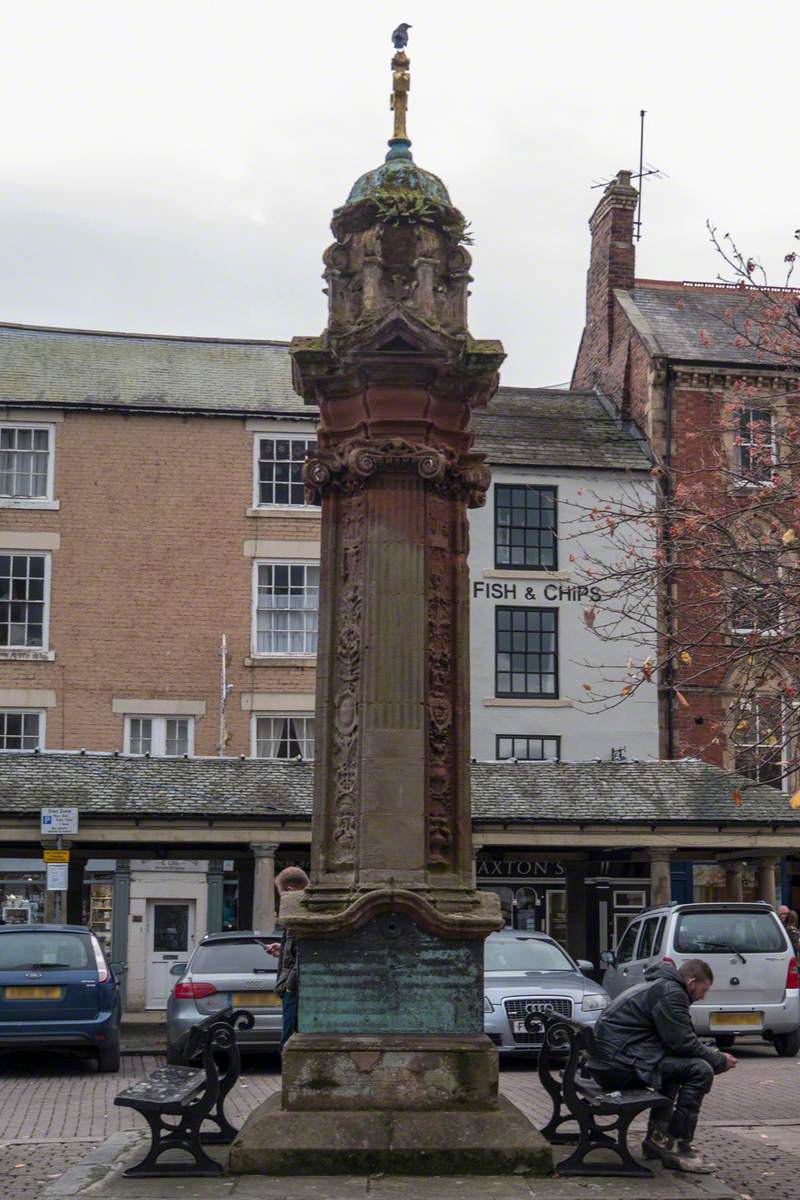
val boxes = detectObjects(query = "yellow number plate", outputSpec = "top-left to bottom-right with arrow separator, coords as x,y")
5,986 -> 63,1000
232,991 -> 280,1007
709,1011 -> 762,1028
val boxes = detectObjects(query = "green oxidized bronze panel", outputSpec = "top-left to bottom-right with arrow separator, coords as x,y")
298,912 -> 483,1036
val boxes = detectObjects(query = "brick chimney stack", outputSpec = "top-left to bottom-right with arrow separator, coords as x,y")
574,170 -> 638,391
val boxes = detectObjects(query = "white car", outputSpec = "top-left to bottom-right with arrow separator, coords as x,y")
601,901 -> 800,1056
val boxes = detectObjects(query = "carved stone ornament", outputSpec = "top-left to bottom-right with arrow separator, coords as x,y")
328,488 -> 365,869
427,492 -> 456,867
304,437 -> 490,508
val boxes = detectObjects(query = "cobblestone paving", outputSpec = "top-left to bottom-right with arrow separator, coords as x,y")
0,1139 -> 100,1200
0,1041 -> 798,1198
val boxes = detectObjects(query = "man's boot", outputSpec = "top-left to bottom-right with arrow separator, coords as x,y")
661,1109 -> 714,1173
641,1118 -> 671,1161
659,1140 -> 715,1173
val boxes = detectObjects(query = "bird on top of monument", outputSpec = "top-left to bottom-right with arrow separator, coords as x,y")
392,23 -> 411,49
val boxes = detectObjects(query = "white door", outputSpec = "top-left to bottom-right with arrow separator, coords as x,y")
145,900 -> 195,1009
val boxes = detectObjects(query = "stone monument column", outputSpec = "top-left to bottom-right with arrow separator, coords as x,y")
231,29 -> 549,1176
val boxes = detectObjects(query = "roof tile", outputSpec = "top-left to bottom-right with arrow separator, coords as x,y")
0,753 -> 793,826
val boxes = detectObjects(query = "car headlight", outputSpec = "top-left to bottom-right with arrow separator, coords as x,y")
582,993 -> 609,1011
483,995 -> 494,1013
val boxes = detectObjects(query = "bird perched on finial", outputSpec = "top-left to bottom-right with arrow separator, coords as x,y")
392,23 -> 411,49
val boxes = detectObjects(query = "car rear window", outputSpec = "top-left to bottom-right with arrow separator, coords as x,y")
675,911 -> 786,954
485,938 -> 575,972
190,938 -> 280,974
0,931 -> 92,971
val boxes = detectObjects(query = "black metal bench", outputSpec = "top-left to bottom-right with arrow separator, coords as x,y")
533,1008 -> 667,1178
114,1007 -> 254,1178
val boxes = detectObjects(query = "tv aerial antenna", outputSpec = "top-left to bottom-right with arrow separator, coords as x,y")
590,110 -> 666,242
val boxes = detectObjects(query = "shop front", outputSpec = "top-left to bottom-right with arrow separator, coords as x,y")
475,851 -> 653,968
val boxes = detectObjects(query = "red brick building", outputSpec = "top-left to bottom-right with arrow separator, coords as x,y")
573,170 -> 794,788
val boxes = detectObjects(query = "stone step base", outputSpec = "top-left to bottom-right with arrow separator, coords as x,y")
229,1093 -> 551,1176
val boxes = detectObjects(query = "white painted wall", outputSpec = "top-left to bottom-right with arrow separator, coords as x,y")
126,867 -> 207,1011
467,466 -> 658,763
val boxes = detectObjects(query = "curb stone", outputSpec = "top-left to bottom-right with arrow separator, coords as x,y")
42,1131 -> 145,1198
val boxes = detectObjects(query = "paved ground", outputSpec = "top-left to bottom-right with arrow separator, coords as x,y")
0,1039 -> 798,1199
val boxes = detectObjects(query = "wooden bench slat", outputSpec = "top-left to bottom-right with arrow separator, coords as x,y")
115,1067 -> 205,1108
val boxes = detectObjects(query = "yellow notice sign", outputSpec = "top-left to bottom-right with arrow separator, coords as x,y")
43,849 -> 70,864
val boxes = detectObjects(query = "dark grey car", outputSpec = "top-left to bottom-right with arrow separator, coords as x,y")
165,930 -> 281,1061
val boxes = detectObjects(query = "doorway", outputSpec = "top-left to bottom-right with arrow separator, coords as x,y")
145,899 -> 195,1009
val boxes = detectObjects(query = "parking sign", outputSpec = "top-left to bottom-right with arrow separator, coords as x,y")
40,808 -> 79,836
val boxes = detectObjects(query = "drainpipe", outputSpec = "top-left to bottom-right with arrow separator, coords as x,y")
662,366 -> 676,759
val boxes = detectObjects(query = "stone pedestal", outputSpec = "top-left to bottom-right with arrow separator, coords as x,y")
281,1034 -> 497,1111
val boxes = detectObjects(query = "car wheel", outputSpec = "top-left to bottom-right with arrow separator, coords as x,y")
165,1043 -> 182,1066
96,1037 -> 121,1073
714,1035 -> 735,1049
774,1030 -> 800,1057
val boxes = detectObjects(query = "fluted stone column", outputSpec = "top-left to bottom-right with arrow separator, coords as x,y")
649,848 -> 674,908
251,844 -> 279,932
758,857 -> 779,908
725,862 -> 744,902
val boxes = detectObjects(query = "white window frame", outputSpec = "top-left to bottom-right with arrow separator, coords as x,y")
0,423 -> 56,506
0,708 -> 45,751
124,714 -> 195,757
732,697 -> 788,792
250,712 -> 315,760
0,551 -> 51,653
736,408 -> 777,486
251,560 -> 320,658
252,434 -> 318,510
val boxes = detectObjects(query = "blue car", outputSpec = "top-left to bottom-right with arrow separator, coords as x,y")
0,924 -> 121,1072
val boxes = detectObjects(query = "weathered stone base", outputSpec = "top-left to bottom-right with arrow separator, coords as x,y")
282,1033 -> 498,1111
229,1093 -> 552,1176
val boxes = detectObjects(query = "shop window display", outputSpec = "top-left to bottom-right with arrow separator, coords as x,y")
0,872 -> 45,924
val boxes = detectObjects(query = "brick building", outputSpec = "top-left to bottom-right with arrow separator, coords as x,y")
572,170 -> 796,788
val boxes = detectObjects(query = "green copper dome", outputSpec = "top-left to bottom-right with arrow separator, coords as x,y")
345,139 -> 451,208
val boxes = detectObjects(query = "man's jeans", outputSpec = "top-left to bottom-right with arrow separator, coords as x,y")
280,990 -> 297,1051
595,1056 -> 716,1143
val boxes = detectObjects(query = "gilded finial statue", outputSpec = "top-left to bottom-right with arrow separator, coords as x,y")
390,25 -> 411,142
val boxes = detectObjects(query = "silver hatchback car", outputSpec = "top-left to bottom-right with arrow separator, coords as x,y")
483,930 -> 610,1054
165,931 -> 282,1062
601,902 -> 800,1056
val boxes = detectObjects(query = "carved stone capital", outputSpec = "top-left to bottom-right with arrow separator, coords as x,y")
304,437 -> 490,508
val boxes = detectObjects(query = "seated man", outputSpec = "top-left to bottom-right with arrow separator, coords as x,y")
593,959 -> 735,1173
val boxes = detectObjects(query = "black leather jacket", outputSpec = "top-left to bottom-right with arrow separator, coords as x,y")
274,931 -> 297,997
593,962 -> 726,1087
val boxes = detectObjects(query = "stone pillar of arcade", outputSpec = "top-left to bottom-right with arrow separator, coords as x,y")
231,29 -> 550,1177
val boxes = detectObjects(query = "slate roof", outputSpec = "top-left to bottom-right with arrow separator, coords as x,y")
0,324 -> 304,417
0,323 -> 649,472
618,283 -> 791,366
474,388 -> 650,471
0,752 -> 795,826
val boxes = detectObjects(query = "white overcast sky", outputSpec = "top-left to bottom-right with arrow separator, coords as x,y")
1,1 -> 797,387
